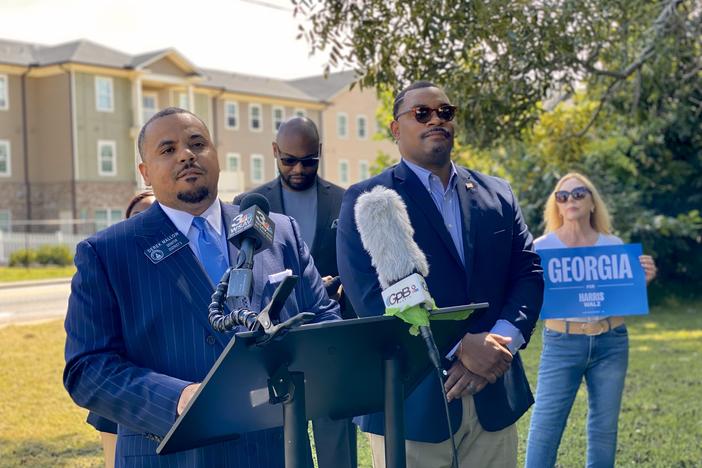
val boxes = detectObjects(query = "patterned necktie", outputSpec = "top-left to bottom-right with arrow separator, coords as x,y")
191,216 -> 229,285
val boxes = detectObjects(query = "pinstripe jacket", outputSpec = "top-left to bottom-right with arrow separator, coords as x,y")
64,201 -> 339,467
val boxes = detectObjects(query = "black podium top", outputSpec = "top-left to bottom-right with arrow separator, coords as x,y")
158,308 -> 483,455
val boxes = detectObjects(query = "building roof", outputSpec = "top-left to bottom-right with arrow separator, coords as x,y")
0,37 -> 344,103
288,70 -> 358,101
0,38 -> 133,68
202,68 -> 318,102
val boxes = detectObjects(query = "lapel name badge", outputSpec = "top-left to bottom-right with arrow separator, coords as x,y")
144,231 -> 190,264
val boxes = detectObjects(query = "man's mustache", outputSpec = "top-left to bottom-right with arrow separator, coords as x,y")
176,162 -> 206,178
422,127 -> 452,139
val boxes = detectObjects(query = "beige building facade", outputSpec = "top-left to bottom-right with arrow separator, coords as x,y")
0,38 -> 399,235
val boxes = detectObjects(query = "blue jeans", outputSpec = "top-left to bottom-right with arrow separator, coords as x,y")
525,324 -> 629,468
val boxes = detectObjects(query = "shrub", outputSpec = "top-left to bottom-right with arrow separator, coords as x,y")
9,249 -> 37,267
35,245 -> 73,266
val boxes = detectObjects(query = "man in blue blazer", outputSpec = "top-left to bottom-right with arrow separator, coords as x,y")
337,82 -> 544,467
64,107 -> 339,467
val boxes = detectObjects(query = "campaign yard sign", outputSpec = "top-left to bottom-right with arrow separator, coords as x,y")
538,243 -> 649,319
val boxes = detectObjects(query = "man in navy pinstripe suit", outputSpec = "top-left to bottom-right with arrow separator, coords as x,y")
64,107 -> 340,467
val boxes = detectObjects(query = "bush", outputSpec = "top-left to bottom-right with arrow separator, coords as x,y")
9,249 -> 37,267
35,245 -> 73,266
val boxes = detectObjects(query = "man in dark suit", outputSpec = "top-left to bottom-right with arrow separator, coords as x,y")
234,116 -> 357,468
337,82 -> 544,467
63,108 -> 340,468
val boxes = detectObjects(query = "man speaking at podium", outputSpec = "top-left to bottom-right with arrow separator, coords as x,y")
337,82 -> 544,467
63,107 -> 339,467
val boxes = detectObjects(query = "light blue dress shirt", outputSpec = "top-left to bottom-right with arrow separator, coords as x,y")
403,159 -> 525,354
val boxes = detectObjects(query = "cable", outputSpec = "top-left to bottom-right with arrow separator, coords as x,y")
436,367 -> 460,468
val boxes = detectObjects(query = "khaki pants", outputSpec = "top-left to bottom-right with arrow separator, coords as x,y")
368,396 -> 517,468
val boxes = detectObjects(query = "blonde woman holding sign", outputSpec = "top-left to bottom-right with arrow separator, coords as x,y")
525,172 -> 657,468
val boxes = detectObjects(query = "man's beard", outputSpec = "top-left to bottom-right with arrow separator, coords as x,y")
282,172 -> 316,191
177,186 -> 210,204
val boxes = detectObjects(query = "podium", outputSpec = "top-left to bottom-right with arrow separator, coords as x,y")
157,305 -> 486,467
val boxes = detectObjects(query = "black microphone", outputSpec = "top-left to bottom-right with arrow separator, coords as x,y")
226,193 -> 275,300
209,194 -> 277,333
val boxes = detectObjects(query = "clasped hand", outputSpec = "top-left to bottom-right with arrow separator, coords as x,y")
457,332 -> 513,384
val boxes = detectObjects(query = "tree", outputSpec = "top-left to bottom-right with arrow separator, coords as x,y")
293,0 -> 701,147
294,0 -> 702,282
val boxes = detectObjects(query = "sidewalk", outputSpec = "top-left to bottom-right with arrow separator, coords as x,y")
0,277 -> 72,290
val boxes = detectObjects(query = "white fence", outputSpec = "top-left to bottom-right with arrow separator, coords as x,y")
0,231 -> 87,264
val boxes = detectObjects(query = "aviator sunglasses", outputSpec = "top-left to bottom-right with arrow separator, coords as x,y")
395,105 -> 457,123
276,152 -> 320,168
554,186 -> 591,203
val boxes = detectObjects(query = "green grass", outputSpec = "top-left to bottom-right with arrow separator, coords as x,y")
0,297 -> 700,467
0,266 -> 76,283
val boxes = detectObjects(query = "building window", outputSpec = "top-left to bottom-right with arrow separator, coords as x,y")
0,74 -> 8,110
359,160 -> 369,181
249,104 -> 262,131
294,108 -> 306,117
142,92 -> 158,123
95,76 -> 114,112
178,92 -> 189,110
357,115 -> 368,139
339,160 -> 349,184
226,153 -> 241,172
94,209 -> 122,231
0,210 -> 10,233
337,113 -> 348,138
97,140 -> 116,176
272,106 -> 285,132
251,154 -> 264,183
0,140 -> 10,176
225,101 -> 239,130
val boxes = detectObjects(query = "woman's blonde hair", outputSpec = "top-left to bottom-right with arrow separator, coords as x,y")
543,172 -> 612,234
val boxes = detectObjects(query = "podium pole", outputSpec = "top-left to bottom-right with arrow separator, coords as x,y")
271,370 -> 309,468
384,351 -> 406,468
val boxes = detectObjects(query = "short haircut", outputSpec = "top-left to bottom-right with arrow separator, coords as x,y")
276,116 -> 320,145
126,190 -> 155,218
137,107 -> 206,160
392,81 -> 441,119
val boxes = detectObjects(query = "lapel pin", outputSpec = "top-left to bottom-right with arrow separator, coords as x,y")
465,182 -> 475,191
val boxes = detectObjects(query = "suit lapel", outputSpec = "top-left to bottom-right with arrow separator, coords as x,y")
394,163 -> 464,270
311,178 -> 334,257
266,179 -> 285,214
221,202 -> 240,268
456,168 -> 478,282
134,202 -> 227,347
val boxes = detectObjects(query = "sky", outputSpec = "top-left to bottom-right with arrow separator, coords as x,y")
0,0 -> 337,79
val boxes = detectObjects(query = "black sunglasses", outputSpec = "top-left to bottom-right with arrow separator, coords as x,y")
277,152 -> 320,168
554,186 -> 591,203
395,105 -> 457,124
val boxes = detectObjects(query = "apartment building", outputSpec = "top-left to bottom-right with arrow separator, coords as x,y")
0,38 -> 399,233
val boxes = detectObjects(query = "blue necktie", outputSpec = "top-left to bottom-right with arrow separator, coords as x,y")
191,217 -> 229,285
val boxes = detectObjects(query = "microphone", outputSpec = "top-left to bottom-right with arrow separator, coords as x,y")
227,193 -> 275,300
353,186 -> 442,371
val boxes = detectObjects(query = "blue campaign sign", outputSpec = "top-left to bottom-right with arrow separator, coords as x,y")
538,243 -> 649,319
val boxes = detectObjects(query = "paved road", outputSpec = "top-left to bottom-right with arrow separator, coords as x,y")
0,280 -> 71,326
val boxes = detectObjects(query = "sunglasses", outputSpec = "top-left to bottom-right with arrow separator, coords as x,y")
395,105 -> 457,124
277,153 -> 320,168
554,186 -> 591,203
